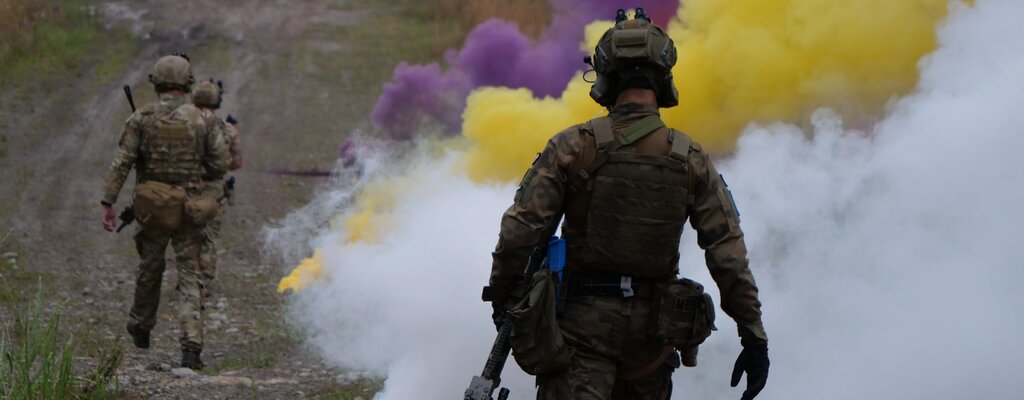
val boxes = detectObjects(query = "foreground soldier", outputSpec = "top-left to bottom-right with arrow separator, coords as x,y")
486,11 -> 769,400
100,54 -> 230,370
192,80 -> 243,283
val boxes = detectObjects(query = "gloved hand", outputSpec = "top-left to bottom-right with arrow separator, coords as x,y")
483,283 -> 519,331
491,302 -> 506,330
730,342 -> 769,400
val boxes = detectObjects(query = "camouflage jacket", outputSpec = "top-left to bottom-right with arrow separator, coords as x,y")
199,109 -> 243,171
224,120 -> 242,170
101,93 -> 230,205
490,103 -> 768,343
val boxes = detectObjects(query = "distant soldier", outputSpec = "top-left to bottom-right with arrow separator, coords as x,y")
484,11 -> 770,400
101,54 -> 230,370
192,80 -> 243,283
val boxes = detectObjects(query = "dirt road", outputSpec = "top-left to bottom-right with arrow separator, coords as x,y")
0,0 -> 457,397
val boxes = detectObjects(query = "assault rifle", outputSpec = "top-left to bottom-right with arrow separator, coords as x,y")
116,206 -> 135,233
464,212 -> 564,400
114,85 -> 137,234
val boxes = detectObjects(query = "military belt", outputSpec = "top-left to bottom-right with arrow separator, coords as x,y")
567,275 -> 658,299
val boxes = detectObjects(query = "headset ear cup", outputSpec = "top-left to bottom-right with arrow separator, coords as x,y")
590,75 -> 616,107
657,75 -> 680,108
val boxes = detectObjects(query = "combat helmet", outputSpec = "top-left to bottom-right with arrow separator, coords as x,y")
148,54 -> 194,92
192,80 -> 223,109
585,8 -> 678,108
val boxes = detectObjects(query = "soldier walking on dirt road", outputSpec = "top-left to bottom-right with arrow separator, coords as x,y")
192,79 -> 244,285
484,10 -> 770,400
100,54 -> 230,370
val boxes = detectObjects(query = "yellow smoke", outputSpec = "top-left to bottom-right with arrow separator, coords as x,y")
464,0 -> 953,182
277,178 -> 404,292
277,250 -> 324,292
280,0 -> 956,292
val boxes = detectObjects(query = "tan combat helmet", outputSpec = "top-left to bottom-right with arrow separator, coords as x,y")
148,54 -> 194,92
192,80 -> 222,109
585,8 -> 679,108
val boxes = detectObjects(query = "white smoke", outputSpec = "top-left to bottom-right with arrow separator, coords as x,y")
269,0 -> 1024,398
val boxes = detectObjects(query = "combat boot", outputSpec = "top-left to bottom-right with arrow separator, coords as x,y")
181,350 -> 204,370
126,323 -> 150,349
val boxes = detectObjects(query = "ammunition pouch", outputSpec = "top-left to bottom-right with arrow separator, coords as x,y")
185,194 -> 219,227
133,181 -> 187,231
508,270 -> 572,376
650,278 -> 717,367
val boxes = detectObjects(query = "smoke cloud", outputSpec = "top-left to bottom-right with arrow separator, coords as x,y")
267,0 -> 1024,398
370,0 -> 679,139
462,0 -> 952,183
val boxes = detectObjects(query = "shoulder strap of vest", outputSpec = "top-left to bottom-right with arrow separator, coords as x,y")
668,129 -> 691,162
570,117 -> 616,194
669,129 -> 698,206
590,116 -> 615,149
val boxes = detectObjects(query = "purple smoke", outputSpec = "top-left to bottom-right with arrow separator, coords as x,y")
371,0 -> 680,139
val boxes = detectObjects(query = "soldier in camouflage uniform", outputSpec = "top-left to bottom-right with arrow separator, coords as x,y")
486,12 -> 770,400
192,80 -> 243,283
100,54 -> 230,370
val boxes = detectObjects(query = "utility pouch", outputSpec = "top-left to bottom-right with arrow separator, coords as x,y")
133,181 -> 187,231
508,269 -> 572,376
185,194 -> 219,227
651,278 -> 717,367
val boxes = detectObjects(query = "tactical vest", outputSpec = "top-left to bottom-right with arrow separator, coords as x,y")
138,104 -> 205,185
562,116 -> 695,279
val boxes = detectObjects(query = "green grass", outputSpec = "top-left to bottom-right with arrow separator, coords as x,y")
92,29 -> 137,84
0,1 -> 107,85
0,285 -> 121,399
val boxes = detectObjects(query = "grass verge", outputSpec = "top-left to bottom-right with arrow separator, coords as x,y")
0,283 -> 122,399
1,0 -> 106,85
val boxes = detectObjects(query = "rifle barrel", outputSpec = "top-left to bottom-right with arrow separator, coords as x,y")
123,85 -> 136,113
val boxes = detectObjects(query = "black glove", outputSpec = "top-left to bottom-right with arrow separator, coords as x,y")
491,302 -> 506,330
483,283 -> 519,330
730,343 -> 769,400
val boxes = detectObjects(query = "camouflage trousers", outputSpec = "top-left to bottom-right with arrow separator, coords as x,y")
536,296 -> 679,400
198,181 -> 226,281
129,226 -> 206,353
199,210 -> 223,281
